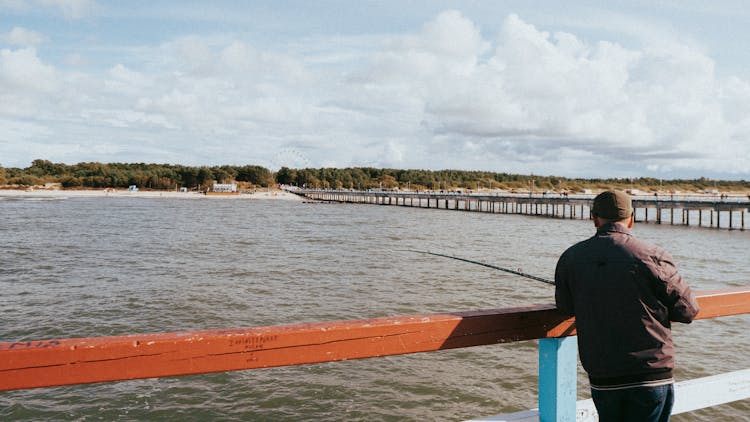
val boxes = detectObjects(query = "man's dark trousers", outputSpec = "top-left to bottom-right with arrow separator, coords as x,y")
590,384 -> 674,422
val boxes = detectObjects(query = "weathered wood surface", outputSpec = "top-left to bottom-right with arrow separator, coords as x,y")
1,287 -> 749,391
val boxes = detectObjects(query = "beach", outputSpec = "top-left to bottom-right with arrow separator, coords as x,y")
0,188 -> 304,201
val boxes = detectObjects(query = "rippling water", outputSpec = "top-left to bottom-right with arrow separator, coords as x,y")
1,196 -> 749,420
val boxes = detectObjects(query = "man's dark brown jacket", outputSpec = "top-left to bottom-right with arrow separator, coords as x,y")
555,222 -> 699,387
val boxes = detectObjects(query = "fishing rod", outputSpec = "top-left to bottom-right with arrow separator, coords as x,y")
405,249 -> 555,286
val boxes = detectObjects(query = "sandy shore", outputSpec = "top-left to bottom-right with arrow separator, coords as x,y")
0,188 -> 305,201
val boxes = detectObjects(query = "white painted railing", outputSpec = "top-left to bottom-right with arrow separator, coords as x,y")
468,341 -> 750,422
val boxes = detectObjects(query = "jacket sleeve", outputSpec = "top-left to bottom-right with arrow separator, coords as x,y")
652,250 -> 700,323
555,253 -> 575,316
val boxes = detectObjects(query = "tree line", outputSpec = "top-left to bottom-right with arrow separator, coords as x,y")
1,159 -> 748,193
0,160 -> 274,190
277,167 -> 749,192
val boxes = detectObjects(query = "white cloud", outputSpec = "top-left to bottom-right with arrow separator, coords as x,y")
1,9 -> 749,178
104,63 -> 151,96
1,27 -> 47,46
164,36 -> 216,76
0,118 -> 53,145
396,10 -> 488,67
381,141 -> 404,167
0,48 -> 60,118
43,0 -> 96,19
0,47 -> 58,95
0,0 -> 96,19
366,10 -> 487,89
354,12 -> 750,176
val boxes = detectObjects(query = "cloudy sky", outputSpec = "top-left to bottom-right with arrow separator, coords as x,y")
1,1 -> 749,179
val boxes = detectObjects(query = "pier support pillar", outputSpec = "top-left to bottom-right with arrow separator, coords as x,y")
539,337 -> 577,422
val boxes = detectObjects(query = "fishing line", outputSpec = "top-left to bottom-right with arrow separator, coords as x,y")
404,249 -> 555,286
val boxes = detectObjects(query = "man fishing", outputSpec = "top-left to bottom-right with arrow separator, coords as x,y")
554,190 -> 699,421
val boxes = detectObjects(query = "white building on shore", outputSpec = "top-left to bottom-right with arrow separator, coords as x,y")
211,183 -> 237,193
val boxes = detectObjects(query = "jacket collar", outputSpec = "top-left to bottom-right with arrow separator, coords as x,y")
596,221 -> 633,236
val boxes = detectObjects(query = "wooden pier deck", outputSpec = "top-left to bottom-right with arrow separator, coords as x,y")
296,190 -> 750,230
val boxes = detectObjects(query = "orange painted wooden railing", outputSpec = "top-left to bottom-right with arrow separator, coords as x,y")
1,287 -> 749,392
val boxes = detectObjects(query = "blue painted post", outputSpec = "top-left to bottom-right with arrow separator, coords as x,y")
539,337 -> 578,421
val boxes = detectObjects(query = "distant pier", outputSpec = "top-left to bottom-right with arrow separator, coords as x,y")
296,190 -> 750,231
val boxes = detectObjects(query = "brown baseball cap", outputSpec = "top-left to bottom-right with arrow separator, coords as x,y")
592,190 -> 633,220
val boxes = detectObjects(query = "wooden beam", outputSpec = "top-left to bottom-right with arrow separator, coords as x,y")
0,305 -> 573,391
692,286 -> 750,320
1,287 -> 748,391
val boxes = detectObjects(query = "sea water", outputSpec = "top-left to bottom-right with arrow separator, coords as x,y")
1,197 -> 748,420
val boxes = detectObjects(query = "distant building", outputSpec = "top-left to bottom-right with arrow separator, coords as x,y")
211,183 -> 237,193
